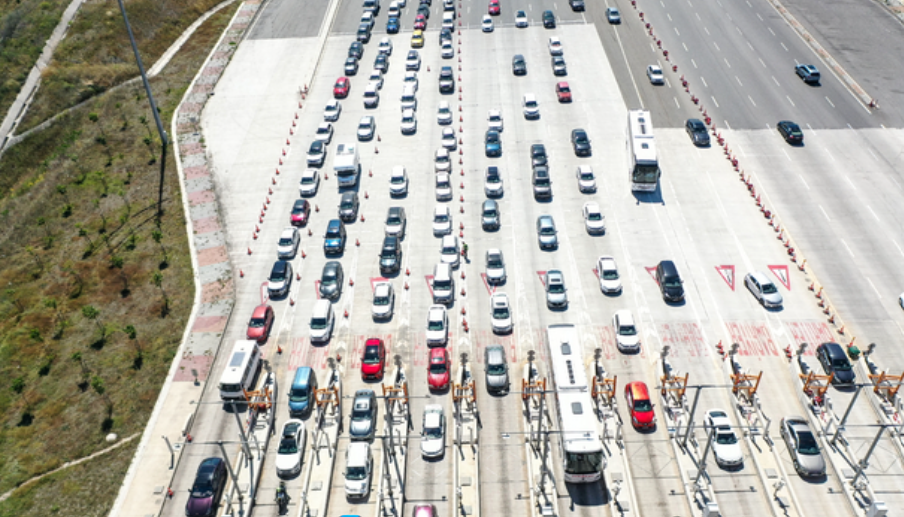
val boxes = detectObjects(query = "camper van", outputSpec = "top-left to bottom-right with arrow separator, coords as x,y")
219,340 -> 263,400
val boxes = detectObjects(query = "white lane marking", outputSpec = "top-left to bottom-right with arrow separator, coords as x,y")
674,97 -> 680,108
759,57 -> 767,67
818,204 -> 831,222
781,148 -> 790,161
683,42 -> 689,52
724,119 -> 731,129
747,94 -> 756,106
780,41 -> 788,51
668,13 -> 673,21
893,240 -> 904,258
768,27 -> 776,36
724,57 -> 731,68
865,277 -> 882,301
610,10 -> 646,109
714,41 -> 721,52
786,95 -> 795,107
772,76 -> 780,86
841,239 -> 855,258
665,77 -> 672,88
798,174 -> 810,190
746,0 -> 752,6
757,13 -> 763,21
845,175 -> 856,190
711,95 -> 720,108
867,205 -> 880,222
747,41 -> 754,50
868,148 -> 877,160
692,58 -> 698,68
696,12 -> 701,20
675,27 -> 680,36
727,12 -> 732,20
825,97 -> 835,108
736,26 -> 743,35
701,76 -> 708,87
704,26 -> 710,35
735,76 -> 743,86
806,123 -> 813,131
661,0 -> 665,6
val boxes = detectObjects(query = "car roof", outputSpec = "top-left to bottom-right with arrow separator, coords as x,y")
599,255 -> 616,266
424,411 -> 442,427
280,227 -> 296,237
251,304 -> 270,318
584,202 -> 601,212
538,214 -> 553,224
441,234 -> 456,245
324,261 -> 340,273
340,192 -> 356,201
557,81 -> 569,88
428,304 -> 445,316
491,292 -> 508,305
483,199 -> 497,208
547,270 -> 563,281
272,260 -> 288,273
429,347 -> 446,359
293,199 -> 308,208
748,271 -> 771,284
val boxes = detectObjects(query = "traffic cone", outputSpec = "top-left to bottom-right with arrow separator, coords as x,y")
460,195 -> 464,202
240,270 -> 244,278
276,167 -> 280,175
272,177 -> 277,185
365,191 -> 369,199
344,309 -> 349,318
296,272 -> 301,281
378,134 -> 382,142
369,169 -> 373,177
461,307 -> 466,315
350,278 -> 355,286
301,250 -> 306,258
308,228 -> 312,236
248,247 -> 253,255
406,268 -> 410,276
290,298 -> 295,306
253,233 -> 258,240
461,271 -> 465,279
277,344 -> 283,354
375,146 -> 380,154
360,214 -> 365,222
356,238 -> 361,246
315,205 -> 320,212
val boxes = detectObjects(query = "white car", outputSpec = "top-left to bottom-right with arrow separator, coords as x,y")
482,15 -> 494,32
275,419 -> 306,478
324,100 -> 342,121
378,37 -> 393,55
426,305 -> 449,346
404,71 -> 418,91
314,122 -> 333,144
435,148 -> 451,173
372,282 -> 395,320
487,110 -> 503,132
441,127 -> 457,150
276,227 -> 300,259
406,50 -> 421,71
490,293 -> 513,334
357,116 -> 376,140
548,36 -> 563,56
576,165 -> 596,192
705,409 -> 744,468
582,202 -> 606,234
421,405 -> 446,458
441,42 -> 454,59
613,310 -> 640,353
647,64 -> 664,84
389,166 -> 408,196
485,249 -> 506,284
299,169 -> 320,197
435,172 -> 453,201
440,234 -> 460,268
433,205 -> 452,236
597,256 -> 622,294
744,271 -> 783,308
368,70 -> 384,89
515,10 -> 528,27
437,101 -> 453,125
401,109 -> 417,135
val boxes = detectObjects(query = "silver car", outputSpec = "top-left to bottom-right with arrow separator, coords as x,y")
485,249 -> 506,284
536,215 -> 558,249
781,416 -> 826,477
349,390 -> 378,441
484,344 -> 509,392
545,270 -> 567,308
745,271 -> 783,308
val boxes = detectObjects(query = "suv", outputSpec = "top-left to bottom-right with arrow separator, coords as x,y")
481,199 -> 500,230
268,260 -> 293,297
532,166 -> 552,199
379,235 -> 402,274
439,66 -> 455,93
349,390 -> 378,441
542,10 -> 556,28
512,54 -> 527,75
323,219 -> 347,254
794,64 -> 820,84
655,260 -> 685,302
339,192 -> 359,222
385,206 -> 407,237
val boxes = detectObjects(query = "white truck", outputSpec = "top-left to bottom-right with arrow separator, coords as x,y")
333,143 -> 360,189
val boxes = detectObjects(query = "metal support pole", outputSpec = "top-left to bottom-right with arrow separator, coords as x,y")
851,425 -> 887,485
217,441 -> 245,515
162,435 -> 174,469
832,385 -> 863,446
230,402 -> 252,459
682,386 -> 703,448
540,425 -> 550,493
693,427 -> 714,487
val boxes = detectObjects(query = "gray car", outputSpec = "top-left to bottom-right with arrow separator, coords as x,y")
781,416 -> 826,477
349,390 -> 378,441
481,199 -> 500,231
545,270 -> 567,308
484,345 -> 509,393
536,215 -> 558,249
744,271 -> 783,308
319,261 -> 344,300
339,192 -> 359,222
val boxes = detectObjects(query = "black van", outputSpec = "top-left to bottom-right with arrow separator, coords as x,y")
656,260 -> 684,302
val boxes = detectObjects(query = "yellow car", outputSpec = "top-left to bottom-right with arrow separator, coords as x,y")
410,30 -> 424,48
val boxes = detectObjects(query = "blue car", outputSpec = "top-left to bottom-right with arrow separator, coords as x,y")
387,17 -> 400,33
485,130 -> 502,157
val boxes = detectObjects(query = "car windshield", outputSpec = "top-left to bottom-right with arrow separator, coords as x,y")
796,430 -> 820,455
271,269 -> 286,281
317,126 -> 329,134
391,175 -> 405,184
832,359 -> 851,371
340,200 -> 354,209
439,107 -> 450,114
664,278 -> 681,288
602,269 -> 619,280
360,121 -> 372,129
559,85 -> 570,92
436,155 -> 449,163
387,215 -> 401,224
428,318 -> 444,331
487,362 -> 506,375
278,438 -> 298,454
352,407 -> 371,421
381,247 -> 396,258
435,213 -> 448,222
279,237 -> 294,246
490,114 -> 501,122
191,481 -> 214,498
575,134 -> 588,143
309,142 -> 321,152
429,361 -> 447,374
310,317 -> 327,330
326,228 -> 340,238
301,176 -> 315,184
249,317 -> 266,328
487,134 -> 499,143
289,388 -> 308,402
762,283 -> 778,294
493,306 -> 510,319
442,245 -> 457,254
526,100 -> 537,108
346,466 -> 367,480
484,208 -> 497,217
373,295 -> 389,305
618,325 -> 636,336
634,400 -> 653,412
488,255 -> 503,267
292,205 -> 306,214
715,430 -> 737,445
548,282 -> 564,294
364,347 -> 381,363
587,212 -> 602,221
322,274 -> 336,285
535,177 -> 549,186
580,172 -> 594,180
424,424 -> 443,439
325,105 -> 337,112
437,179 -> 450,188
540,225 -> 554,235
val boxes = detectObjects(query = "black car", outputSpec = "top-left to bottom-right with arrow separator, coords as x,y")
794,64 -> 820,84
685,118 -> 710,146
571,129 -> 591,156
816,342 -> 856,385
267,260 -> 293,298
356,23 -> 371,43
542,10 -> 556,28
374,53 -> 389,73
512,54 -> 527,76
338,191 -> 359,222
439,66 -> 455,93
570,0 -> 585,11
530,144 -> 548,167
185,458 -> 228,517
777,120 -> 803,145
379,235 -> 403,274
481,199 -> 500,230
348,41 -> 364,59
418,4 -> 430,17
319,261 -> 344,300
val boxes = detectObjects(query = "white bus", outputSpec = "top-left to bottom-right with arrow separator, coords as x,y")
546,324 -> 604,483
627,110 -> 660,192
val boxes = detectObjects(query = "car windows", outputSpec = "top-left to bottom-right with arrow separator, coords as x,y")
796,430 -> 819,455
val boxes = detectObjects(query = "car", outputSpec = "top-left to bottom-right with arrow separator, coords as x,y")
441,127 -> 457,150
705,409 -> 743,468
417,3 -> 430,17
246,304 -> 274,342
570,0 -> 585,11
485,248 -> 506,284
490,292 -> 512,333
414,14 -> 427,30
512,54 -> 527,76
439,66 -> 455,93
276,419 -> 306,478
432,206 -> 452,237
552,56 -> 567,76
537,215 -> 557,249
368,70 -> 384,90
575,165 -> 596,192
606,7 -> 620,23
647,65 -> 664,84
437,101 -> 453,124
387,16 -> 400,33
582,202 -> 605,234
488,0 -> 500,14
338,191 -> 359,222
357,116 -> 376,141
314,122 -> 333,144
323,99 -> 342,121
372,281 -> 395,320
378,37 -> 393,55
361,12 -> 375,30
816,342 -> 856,385
443,0 -> 454,10
484,166 -> 503,197
185,458 -> 227,517
343,442 -> 373,500
379,234 -> 402,274
421,405 -> 446,457
349,389 -> 378,441
685,118 -> 710,146
441,41 -> 455,59
656,260 -> 685,302
777,120 -> 804,144
277,227 -> 301,258
290,199 -> 311,226
744,271 -> 783,308
542,10 -> 555,28
484,345 -> 510,393
385,206 -> 407,237
268,260 -> 293,297
356,23 -> 371,43
545,270 -> 567,308
404,71 -> 419,91
532,166 -> 552,199
482,15 -> 494,31
485,130 -> 501,156
613,310 -> 640,353
307,140 -> 326,166
406,50 -> 421,71
548,36 -> 563,55
344,57 -> 359,76
389,166 -> 409,196
481,199 -> 500,230
434,148 -> 451,172
571,128 -> 591,155
427,347 -> 451,391
348,41 -> 364,60
435,172 -> 453,201
401,109 -> 417,135
426,304 -> 449,346
781,416 -> 826,477
299,169 -> 320,197
487,110 -> 503,132
899,292 -> 904,309
515,10 -> 528,27
440,234 -> 460,268
323,219 -> 346,254
530,144 -> 548,167
411,30 -> 425,47
439,27 -> 453,44
795,64 -> 820,84
522,93 -> 540,118
625,381 -> 655,429
333,77 -> 350,99
597,256 -> 622,294
319,261 -> 344,300
555,81 -> 572,102
374,53 -> 389,73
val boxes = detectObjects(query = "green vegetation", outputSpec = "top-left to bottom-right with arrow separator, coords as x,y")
0,1 -> 240,514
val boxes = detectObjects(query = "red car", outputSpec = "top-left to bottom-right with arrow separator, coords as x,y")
361,338 -> 387,381
488,0 -> 500,15
555,81 -> 572,103
246,304 -> 274,342
625,381 -> 655,430
414,14 -> 427,30
427,348 -> 451,391
290,199 -> 310,226
333,77 -> 350,98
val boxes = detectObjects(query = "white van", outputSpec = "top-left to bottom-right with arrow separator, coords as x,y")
442,11 -> 455,29
219,340 -> 262,400
364,84 -> 380,109
522,93 -> 540,119
344,442 -> 373,500
432,263 -> 455,303
309,299 -> 335,343
400,84 -> 417,111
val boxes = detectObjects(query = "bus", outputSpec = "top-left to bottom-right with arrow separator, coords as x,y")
627,110 -> 660,192
545,324 -> 604,483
